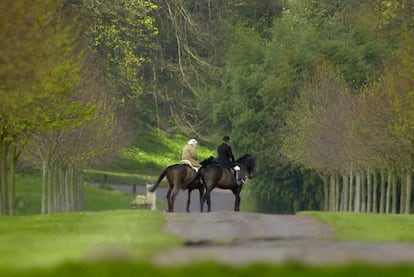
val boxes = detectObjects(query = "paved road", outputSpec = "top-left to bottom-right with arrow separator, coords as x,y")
152,211 -> 414,266
123,184 -> 238,212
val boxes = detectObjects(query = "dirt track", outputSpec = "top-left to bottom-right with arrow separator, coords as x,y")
152,211 -> 414,266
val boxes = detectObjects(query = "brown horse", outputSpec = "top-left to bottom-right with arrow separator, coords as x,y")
199,154 -> 255,212
148,157 -> 215,212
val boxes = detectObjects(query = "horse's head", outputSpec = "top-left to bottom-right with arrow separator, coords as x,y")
237,154 -> 255,179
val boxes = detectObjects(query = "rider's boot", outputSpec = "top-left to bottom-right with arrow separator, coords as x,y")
234,166 -> 242,186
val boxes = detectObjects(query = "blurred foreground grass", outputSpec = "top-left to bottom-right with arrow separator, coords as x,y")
0,210 -> 180,271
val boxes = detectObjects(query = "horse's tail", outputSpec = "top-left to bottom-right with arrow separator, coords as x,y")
197,167 -> 205,185
148,167 -> 169,192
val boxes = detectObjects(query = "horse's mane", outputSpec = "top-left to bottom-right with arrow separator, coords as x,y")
236,154 -> 254,162
236,154 -> 255,170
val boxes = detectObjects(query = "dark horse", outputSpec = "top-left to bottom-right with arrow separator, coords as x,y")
148,157 -> 216,212
199,154 -> 255,212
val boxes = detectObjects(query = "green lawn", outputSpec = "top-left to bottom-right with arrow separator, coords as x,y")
84,130 -> 217,186
0,210 -> 180,270
15,173 -> 138,215
300,211 -> 414,242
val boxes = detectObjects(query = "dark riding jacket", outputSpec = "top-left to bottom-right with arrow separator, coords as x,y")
217,142 -> 235,168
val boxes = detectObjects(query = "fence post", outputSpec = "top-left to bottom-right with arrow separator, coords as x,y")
146,184 -> 156,211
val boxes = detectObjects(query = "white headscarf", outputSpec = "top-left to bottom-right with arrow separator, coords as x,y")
188,138 -> 198,146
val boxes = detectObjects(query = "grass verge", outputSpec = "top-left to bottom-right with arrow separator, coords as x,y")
300,211 -> 414,242
0,210 -> 180,271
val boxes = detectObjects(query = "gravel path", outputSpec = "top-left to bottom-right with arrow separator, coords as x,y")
152,211 -> 414,266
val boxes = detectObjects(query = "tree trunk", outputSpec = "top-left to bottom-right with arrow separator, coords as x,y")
348,169 -> 354,211
63,165 -> 69,213
380,170 -> 385,213
386,170 -> 392,214
322,174 -> 329,211
67,165 -> 74,212
354,171 -> 361,212
361,171 -> 366,213
78,169 -> 84,211
51,164 -> 58,213
56,165 -> 63,213
0,140 -> 9,215
41,162 -> 49,214
372,171 -> 378,213
400,170 -> 406,214
392,172 -> 397,214
52,165 -> 57,213
406,170 -> 412,214
41,161 -> 85,214
342,173 -> 349,211
329,174 -> 336,211
335,174 -> 340,211
8,143 -> 17,216
366,169 -> 372,213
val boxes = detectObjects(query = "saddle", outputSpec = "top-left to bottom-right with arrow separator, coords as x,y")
224,167 -> 243,186
181,160 -> 199,172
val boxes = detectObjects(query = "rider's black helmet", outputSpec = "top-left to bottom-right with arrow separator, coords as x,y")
223,135 -> 230,142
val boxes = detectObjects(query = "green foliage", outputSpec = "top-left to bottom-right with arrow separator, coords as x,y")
389,29 -> 414,144
207,26 -> 266,147
251,164 -> 323,214
4,0 -> 414,214
212,11 -> 326,213
0,0 -> 89,133
212,0 -> 407,213
0,0 -> 91,215
82,0 -> 158,97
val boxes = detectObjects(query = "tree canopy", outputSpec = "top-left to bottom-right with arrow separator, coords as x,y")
2,0 -> 414,214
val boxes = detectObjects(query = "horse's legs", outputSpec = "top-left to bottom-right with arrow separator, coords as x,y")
202,186 -> 213,212
232,188 -> 241,212
207,192 -> 212,212
201,186 -> 210,212
201,191 -> 205,212
186,189 -> 192,213
235,193 -> 241,211
233,189 -> 241,212
166,186 -> 173,212
198,186 -> 204,212
169,186 -> 180,213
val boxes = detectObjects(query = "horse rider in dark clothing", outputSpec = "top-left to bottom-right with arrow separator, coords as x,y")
217,135 -> 242,186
